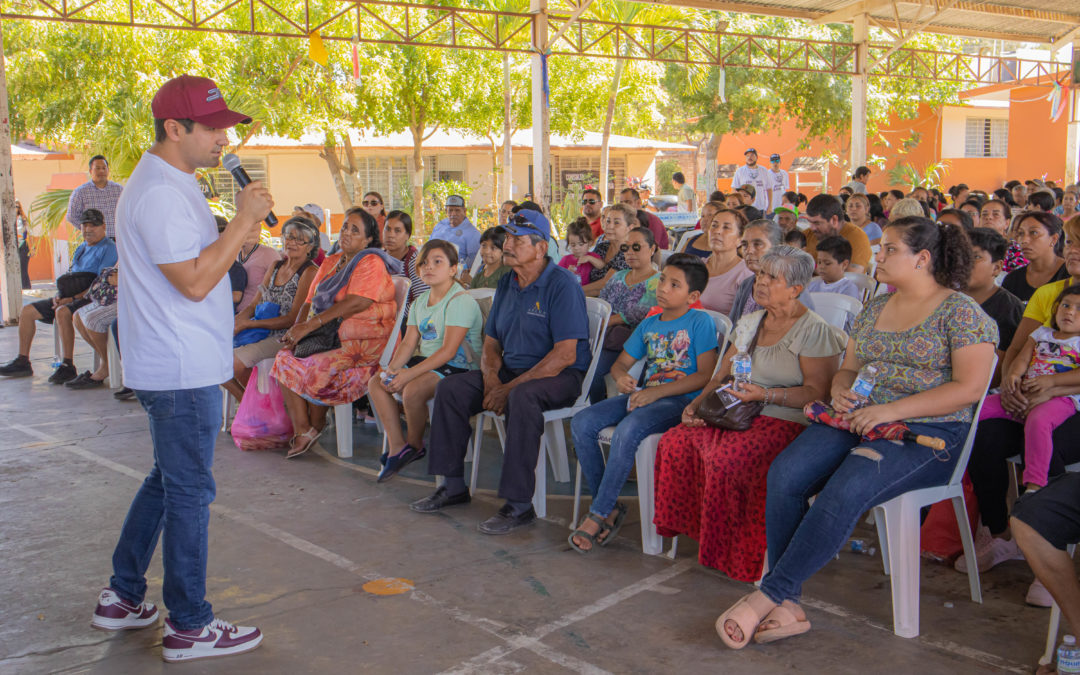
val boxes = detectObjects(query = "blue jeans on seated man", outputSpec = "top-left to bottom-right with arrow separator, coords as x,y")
758,420 -> 966,606
108,386 -> 221,631
571,391 -> 697,519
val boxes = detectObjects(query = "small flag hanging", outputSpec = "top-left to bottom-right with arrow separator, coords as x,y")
308,30 -> 328,68
719,64 -> 727,104
351,39 -> 361,86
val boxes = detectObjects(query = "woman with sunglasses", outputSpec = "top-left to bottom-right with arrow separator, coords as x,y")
582,203 -> 636,297
589,226 -> 661,402
361,191 -> 387,228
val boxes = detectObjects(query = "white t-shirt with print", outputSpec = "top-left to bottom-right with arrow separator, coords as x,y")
117,152 -> 233,390
732,165 -> 772,212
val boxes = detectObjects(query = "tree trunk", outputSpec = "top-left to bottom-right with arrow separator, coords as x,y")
487,133 -> 499,214
599,55 -> 627,203
502,52 -> 513,203
703,133 -> 722,197
342,133 -> 362,206
320,139 -> 354,213
410,123 -> 426,237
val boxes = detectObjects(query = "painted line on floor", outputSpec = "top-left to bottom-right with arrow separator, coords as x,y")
9,422 -> 608,674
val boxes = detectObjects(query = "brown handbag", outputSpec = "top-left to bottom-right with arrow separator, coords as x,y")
695,316 -> 765,431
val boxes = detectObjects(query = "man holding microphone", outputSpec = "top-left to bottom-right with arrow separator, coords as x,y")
90,75 -> 273,663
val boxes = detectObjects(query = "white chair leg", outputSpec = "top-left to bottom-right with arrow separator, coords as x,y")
874,505 -> 891,576
220,386 -> 233,432
665,536 -> 678,560
53,326 -> 61,365
533,440 -> 546,518
543,420 -> 571,483
334,403 -> 353,458
572,463 -> 583,530
1040,544 -> 1076,666
106,330 -> 122,389
952,495 -> 983,603
883,497 -> 922,638
469,414 -> 486,496
636,435 -> 663,556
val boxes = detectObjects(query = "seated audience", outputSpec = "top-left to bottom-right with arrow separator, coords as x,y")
224,216 -> 320,403
583,204 -> 635,296
981,198 -> 1028,273
468,226 -> 511,289
730,219 -> 780,325
715,217 -> 996,649
653,245 -> 842,580
807,236 -> 861,301
960,199 -> 983,227
846,193 -> 881,246
410,209 -> 591,536
682,201 -> 723,259
559,217 -> 604,285
499,200 -> 517,226
66,265 -> 119,389
570,254 -> 718,552
590,226 -> 661,403
980,284 -> 1080,494
368,239 -> 484,482
0,208 -> 117,380
271,208 -> 401,459
1055,189 -> 1078,220
215,215 -> 248,310
724,193 -> 742,210
1012,473 -> 1080,673
1001,212 -> 1067,303
964,228 -> 1023,385
235,219 -> 282,313
783,228 -> 807,250
700,208 -> 754,315
382,210 -> 427,318
361,191 -> 387,228
774,206 -> 798,234
619,187 -> 669,249
803,194 -> 872,273
881,189 -> 904,218
888,197 -> 927,221
512,201 -> 561,261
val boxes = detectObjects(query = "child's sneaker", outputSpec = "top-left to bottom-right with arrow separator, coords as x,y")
161,617 -> 263,662
90,588 -> 159,631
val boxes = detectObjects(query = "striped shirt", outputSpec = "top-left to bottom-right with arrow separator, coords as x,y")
67,180 -> 124,238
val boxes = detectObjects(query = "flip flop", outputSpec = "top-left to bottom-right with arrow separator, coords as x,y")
715,594 -> 766,650
598,502 -> 629,547
568,514 -> 610,554
753,605 -> 811,644
287,427 -> 322,459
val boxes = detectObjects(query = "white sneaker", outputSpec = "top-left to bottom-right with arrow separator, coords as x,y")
954,536 -> 1024,574
161,617 -> 263,662
90,588 -> 159,631
1027,578 -> 1054,608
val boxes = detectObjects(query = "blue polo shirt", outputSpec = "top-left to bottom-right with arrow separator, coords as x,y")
70,237 -> 118,274
486,258 -> 591,372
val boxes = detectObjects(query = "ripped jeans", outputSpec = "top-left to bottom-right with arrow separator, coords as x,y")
758,420 -> 966,605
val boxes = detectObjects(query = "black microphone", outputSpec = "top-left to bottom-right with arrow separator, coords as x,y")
222,153 -> 277,226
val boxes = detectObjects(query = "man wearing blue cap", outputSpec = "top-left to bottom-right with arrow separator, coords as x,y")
430,194 -> 481,270
411,208 -> 591,534
767,153 -> 790,213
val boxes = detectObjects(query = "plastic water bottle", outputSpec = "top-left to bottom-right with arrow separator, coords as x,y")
848,539 -> 877,557
381,371 -> 395,387
850,364 -> 878,409
732,351 -> 752,391
1058,635 -> 1080,674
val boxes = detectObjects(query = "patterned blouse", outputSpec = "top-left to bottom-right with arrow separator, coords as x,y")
851,292 -> 998,424
599,269 -> 659,328
589,239 -> 630,283
261,260 -> 316,338
1003,240 -> 1028,274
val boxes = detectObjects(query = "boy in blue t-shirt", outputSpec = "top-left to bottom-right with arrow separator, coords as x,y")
568,253 -> 719,552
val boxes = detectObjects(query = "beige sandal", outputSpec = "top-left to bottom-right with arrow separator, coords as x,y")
286,427 -> 322,459
715,594 -> 767,650
753,605 -> 811,644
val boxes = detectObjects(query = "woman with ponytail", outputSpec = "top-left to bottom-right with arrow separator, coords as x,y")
714,216 -> 997,650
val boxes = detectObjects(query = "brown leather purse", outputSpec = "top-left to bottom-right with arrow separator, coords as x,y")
695,317 -> 765,431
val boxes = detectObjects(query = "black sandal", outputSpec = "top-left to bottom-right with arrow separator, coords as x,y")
568,514 -> 611,554
599,502 -> 629,547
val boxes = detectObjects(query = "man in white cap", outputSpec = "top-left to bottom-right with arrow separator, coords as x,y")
90,74 -> 271,662
732,148 -> 772,213
430,194 -> 481,270
767,153 -> 790,213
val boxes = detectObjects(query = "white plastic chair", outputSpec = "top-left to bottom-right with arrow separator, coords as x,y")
53,324 -> 101,373
808,292 -> 863,332
469,297 -> 611,518
871,355 -> 997,638
844,272 -> 878,303
1040,544 -> 1078,667
674,229 -> 702,253
106,329 -> 122,389
571,308 -> 733,555
466,287 -> 495,302
658,249 -> 675,267
332,276 -> 410,458
468,252 -> 484,279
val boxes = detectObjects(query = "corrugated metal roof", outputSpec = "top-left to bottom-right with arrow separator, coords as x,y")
660,0 -> 1080,44
244,128 -> 698,151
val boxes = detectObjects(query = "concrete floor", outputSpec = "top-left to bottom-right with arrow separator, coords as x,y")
0,302 -> 1064,673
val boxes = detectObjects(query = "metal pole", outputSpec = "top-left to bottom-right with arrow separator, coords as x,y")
1066,42 -> 1080,185
0,18 -> 20,324
850,13 -> 868,172
530,0 -> 551,213
502,52 -> 513,202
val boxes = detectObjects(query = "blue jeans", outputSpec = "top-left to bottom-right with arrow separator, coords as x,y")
759,420 -> 966,605
571,391 -> 696,518
109,386 -> 221,630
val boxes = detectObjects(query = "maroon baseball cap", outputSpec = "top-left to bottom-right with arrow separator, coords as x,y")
151,75 -> 252,128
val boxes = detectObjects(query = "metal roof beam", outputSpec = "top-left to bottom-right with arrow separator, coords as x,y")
812,0 -> 894,25
889,0 -> 1080,25
1051,25 -> 1080,56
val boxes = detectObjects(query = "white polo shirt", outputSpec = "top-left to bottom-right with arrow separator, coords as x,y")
117,152 -> 232,390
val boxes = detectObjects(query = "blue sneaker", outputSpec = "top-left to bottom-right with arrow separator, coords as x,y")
377,444 -> 426,483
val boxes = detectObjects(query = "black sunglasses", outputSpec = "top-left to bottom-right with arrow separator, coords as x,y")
619,243 -> 648,253
581,198 -> 600,205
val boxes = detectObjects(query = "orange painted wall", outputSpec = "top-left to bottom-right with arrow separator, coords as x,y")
1007,86 -> 1069,185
